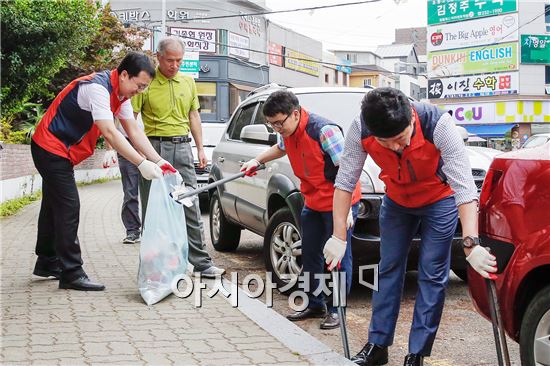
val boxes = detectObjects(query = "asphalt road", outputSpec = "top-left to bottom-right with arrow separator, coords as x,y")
199,208 -> 521,366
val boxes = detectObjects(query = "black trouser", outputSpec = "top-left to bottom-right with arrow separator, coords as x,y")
31,141 -> 85,281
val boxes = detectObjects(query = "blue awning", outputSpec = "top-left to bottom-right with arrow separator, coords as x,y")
462,123 -> 517,138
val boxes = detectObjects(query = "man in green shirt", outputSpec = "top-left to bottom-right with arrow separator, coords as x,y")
132,37 -> 224,278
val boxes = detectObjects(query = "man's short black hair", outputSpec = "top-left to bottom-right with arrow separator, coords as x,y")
361,87 -> 412,138
117,51 -> 155,78
263,90 -> 300,117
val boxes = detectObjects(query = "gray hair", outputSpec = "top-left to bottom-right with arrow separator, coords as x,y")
157,37 -> 185,55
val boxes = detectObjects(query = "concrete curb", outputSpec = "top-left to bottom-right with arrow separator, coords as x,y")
219,278 -> 355,366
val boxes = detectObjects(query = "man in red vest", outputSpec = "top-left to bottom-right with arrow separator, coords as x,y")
241,90 -> 361,330
31,52 -> 176,291
324,87 -> 497,366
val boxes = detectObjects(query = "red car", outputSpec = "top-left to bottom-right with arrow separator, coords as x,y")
468,141 -> 550,365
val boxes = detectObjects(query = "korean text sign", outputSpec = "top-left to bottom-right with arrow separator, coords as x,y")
428,0 -> 518,25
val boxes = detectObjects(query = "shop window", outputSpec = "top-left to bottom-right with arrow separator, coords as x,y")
364,78 -> 372,87
196,82 -> 216,114
325,73 -> 329,83
343,74 -> 348,86
334,70 -> 339,84
230,83 -> 255,115
546,66 -> 550,84
546,4 -> 550,32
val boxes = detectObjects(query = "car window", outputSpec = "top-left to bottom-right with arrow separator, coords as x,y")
296,92 -> 365,133
228,103 -> 257,140
253,102 -> 275,133
523,136 -> 550,149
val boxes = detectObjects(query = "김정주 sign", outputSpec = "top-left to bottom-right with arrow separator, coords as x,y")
428,0 -> 518,25
428,72 -> 519,99
521,35 -> 550,64
428,42 -> 518,77
427,13 -> 518,52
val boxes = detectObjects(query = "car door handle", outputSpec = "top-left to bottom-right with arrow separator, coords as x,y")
218,157 -> 225,163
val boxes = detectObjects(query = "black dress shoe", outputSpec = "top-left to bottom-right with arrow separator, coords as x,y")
33,257 -> 62,279
59,276 -> 105,291
320,313 -> 340,329
351,343 -> 388,366
287,307 -> 327,321
403,353 -> 423,366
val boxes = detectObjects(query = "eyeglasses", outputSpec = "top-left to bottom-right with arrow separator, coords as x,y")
266,112 -> 293,130
131,77 -> 149,92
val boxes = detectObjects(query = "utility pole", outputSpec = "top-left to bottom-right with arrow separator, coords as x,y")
161,0 -> 166,37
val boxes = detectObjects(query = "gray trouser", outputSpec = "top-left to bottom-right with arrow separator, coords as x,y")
117,152 -> 141,235
140,139 -> 213,271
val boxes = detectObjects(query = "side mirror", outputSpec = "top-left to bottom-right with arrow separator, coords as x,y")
240,124 -> 277,145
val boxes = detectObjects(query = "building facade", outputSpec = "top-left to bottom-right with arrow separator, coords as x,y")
426,0 -> 550,150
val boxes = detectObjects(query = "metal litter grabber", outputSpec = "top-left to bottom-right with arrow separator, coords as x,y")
170,164 -> 266,206
332,267 -> 351,359
486,277 -> 511,366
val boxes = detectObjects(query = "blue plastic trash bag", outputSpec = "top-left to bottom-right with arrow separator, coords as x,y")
138,173 -> 188,305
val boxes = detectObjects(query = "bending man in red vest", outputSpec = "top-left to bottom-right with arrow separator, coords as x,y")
324,87 -> 497,366
241,90 -> 361,330
31,52 -> 176,291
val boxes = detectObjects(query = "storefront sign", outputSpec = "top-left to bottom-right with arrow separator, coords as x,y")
428,42 -> 518,77
439,100 -> 550,125
171,27 -> 216,53
228,32 -> 250,59
427,13 -> 518,52
521,35 -> 550,64
111,9 -> 151,22
239,11 -> 262,37
284,48 -> 320,77
428,0 -> 517,25
268,42 -> 283,66
179,51 -> 199,79
428,72 -> 519,99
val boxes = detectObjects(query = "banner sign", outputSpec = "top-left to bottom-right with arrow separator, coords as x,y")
428,42 -> 518,77
427,13 -> 518,52
171,27 -> 216,53
228,32 -> 250,59
521,35 -> 550,64
428,0 -> 518,25
268,42 -> 283,66
284,48 -> 320,76
428,72 -> 519,99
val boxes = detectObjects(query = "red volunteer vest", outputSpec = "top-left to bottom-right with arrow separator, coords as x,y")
284,108 -> 361,212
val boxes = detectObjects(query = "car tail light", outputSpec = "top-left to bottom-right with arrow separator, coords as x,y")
479,168 -> 503,209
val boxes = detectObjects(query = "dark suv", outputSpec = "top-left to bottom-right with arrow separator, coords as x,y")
208,85 -> 497,288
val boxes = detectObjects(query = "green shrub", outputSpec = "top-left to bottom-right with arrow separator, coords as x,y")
0,191 -> 42,218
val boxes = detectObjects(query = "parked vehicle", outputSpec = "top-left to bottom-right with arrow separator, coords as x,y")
522,133 -> 550,149
468,141 -> 550,366
208,85 -> 498,288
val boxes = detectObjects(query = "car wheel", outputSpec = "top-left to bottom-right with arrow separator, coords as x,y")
452,268 -> 468,283
209,191 -> 241,252
520,284 -> 550,366
263,207 -> 302,291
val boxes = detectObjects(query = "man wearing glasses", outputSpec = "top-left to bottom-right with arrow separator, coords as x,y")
31,52 -> 177,291
241,90 -> 361,330
132,37 -> 225,279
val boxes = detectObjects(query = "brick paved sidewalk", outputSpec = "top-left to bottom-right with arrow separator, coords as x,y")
0,181 -> 351,365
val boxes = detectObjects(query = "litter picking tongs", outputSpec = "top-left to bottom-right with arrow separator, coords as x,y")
486,276 -> 511,366
171,164 -> 266,205
332,267 -> 351,359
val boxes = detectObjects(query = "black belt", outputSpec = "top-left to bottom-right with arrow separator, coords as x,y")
149,136 -> 191,143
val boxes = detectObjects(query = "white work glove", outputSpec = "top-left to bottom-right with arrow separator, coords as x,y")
240,158 -> 261,176
102,150 -> 117,168
138,159 -> 163,180
346,208 -> 354,229
323,235 -> 347,271
156,159 -> 177,174
466,245 -> 497,279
